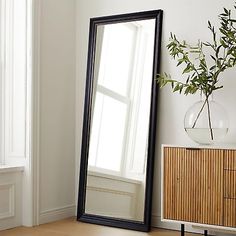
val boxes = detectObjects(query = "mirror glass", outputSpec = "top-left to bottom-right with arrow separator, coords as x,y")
85,19 -> 156,221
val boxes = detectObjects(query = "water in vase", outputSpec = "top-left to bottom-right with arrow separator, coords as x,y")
185,128 -> 228,145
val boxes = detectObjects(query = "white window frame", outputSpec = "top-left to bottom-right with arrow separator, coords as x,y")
0,0 -> 31,166
88,21 -> 154,180
0,0 -> 4,164
124,20 -> 155,180
0,0 -> 41,226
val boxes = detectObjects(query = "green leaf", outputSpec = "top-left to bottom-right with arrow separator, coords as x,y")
184,86 -> 191,95
210,55 -> 216,61
210,65 -> 216,71
216,45 -> 222,57
213,85 -> 223,91
183,64 -> 193,74
208,20 -> 212,28
228,19 -> 236,23
220,13 -> 228,17
223,7 -> 229,14
220,38 -> 228,48
177,58 -> 185,66
173,84 -> 180,92
179,84 -> 184,93
217,60 -> 222,68
186,75 -> 190,84
203,42 -> 212,47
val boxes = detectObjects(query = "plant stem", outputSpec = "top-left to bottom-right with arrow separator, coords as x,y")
192,98 -> 208,128
206,97 -> 214,140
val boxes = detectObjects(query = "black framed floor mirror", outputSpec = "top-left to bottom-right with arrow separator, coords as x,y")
77,10 -> 163,232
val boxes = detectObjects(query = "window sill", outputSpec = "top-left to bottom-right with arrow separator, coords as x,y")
0,165 -> 24,174
88,170 -> 142,185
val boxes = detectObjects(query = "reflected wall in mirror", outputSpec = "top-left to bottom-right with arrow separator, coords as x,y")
77,10 -> 163,232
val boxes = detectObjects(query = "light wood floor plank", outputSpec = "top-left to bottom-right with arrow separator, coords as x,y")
0,218 -> 197,236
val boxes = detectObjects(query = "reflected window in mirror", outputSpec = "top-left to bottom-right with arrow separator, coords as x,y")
88,19 -> 155,181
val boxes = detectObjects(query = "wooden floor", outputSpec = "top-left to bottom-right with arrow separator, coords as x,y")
0,218 -> 198,236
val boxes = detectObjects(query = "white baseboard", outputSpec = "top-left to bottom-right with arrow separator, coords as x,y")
0,222 -> 21,231
39,205 -> 76,225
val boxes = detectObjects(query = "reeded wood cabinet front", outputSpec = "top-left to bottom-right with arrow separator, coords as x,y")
224,150 -> 236,227
163,146 -> 236,228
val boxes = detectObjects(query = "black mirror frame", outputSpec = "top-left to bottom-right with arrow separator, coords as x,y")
77,9 -> 163,232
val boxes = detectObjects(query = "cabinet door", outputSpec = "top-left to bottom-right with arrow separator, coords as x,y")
224,199 -> 236,227
163,147 -> 224,226
224,150 -> 236,227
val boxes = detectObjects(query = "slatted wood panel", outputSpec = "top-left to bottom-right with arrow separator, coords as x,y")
223,150 -> 236,227
163,147 -> 224,226
224,170 -> 236,199
224,199 -> 236,227
224,150 -> 236,170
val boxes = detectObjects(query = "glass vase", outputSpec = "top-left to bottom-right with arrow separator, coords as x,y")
184,95 -> 229,145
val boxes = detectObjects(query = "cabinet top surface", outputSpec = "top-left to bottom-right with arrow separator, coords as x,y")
162,143 -> 236,150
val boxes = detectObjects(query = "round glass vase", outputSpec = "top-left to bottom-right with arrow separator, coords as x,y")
184,95 -> 229,145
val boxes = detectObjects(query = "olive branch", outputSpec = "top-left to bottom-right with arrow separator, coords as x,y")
157,5 -> 236,140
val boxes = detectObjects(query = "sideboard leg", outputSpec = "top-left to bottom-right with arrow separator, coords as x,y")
181,224 -> 185,236
204,230 -> 208,236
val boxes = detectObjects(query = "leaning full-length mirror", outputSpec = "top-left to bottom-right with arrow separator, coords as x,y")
77,10 -> 163,232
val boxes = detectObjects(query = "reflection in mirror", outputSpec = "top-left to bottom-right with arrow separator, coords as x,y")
85,19 -> 155,221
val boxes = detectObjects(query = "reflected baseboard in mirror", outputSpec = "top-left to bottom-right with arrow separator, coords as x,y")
77,9 -> 163,232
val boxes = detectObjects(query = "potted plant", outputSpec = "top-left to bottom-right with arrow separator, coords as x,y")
157,4 -> 236,144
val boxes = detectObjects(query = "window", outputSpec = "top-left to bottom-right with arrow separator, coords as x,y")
88,23 -> 136,174
0,0 -> 30,165
88,20 -> 155,180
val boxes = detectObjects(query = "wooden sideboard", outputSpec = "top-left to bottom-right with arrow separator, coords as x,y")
161,145 -> 236,233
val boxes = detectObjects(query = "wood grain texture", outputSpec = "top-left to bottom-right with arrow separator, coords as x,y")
224,170 -> 236,199
163,147 -> 224,226
224,150 -> 236,170
224,199 -> 236,227
223,150 -> 236,228
0,218 -> 197,236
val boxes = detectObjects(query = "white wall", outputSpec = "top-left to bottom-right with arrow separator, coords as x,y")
75,0 -> 236,233
38,0 -> 76,224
